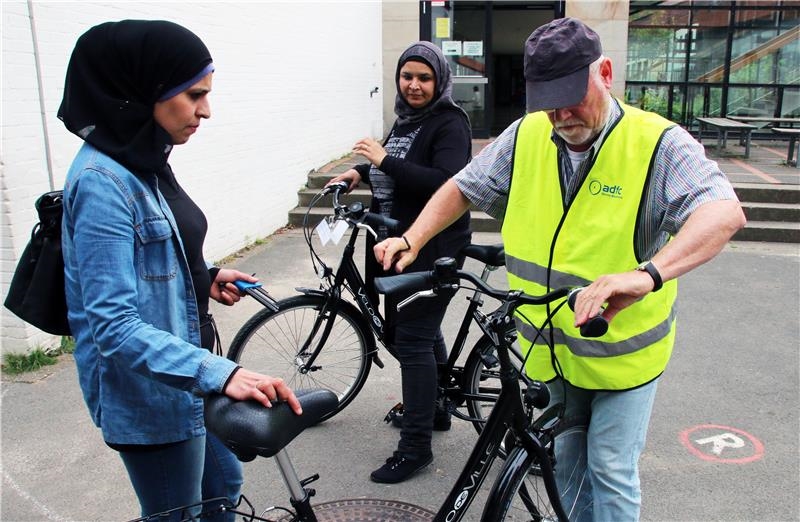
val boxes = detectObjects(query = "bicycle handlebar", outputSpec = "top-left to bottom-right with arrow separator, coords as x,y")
324,181 -> 400,234
374,257 -> 608,338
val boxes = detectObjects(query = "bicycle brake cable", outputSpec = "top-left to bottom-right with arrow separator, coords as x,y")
303,189 -> 334,282
516,299 -> 568,382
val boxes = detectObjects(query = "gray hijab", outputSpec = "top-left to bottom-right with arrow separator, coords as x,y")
394,41 -> 469,126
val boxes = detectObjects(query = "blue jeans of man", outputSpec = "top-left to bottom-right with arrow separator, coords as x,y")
548,377 -> 659,522
119,433 -> 243,521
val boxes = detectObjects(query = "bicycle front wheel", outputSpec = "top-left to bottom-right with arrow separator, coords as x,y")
484,418 -> 590,522
463,326 -> 525,433
227,294 -> 374,421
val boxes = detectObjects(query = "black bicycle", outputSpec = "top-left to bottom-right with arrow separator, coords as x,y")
227,181 -> 527,428
133,257 -> 604,521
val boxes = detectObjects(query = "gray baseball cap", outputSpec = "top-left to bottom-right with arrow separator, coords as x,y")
524,18 -> 603,112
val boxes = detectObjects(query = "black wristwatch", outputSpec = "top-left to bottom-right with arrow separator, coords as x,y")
636,261 -> 663,292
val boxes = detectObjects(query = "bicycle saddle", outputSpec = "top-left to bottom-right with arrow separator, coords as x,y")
461,243 -> 505,267
204,388 -> 338,462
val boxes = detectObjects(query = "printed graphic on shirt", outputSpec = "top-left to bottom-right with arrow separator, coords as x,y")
369,126 -> 421,240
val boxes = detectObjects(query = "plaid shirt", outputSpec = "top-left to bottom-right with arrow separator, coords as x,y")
454,99 -> 739,260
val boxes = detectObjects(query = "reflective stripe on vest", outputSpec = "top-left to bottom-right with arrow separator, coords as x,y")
501,104 -> 678,390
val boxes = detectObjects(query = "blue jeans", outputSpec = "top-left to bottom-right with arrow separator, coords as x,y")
119,433 -> 243,521
548,378 -> 659,522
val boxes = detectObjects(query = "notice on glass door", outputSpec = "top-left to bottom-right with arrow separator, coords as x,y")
463,41 -> 484,57
435,17 -> 450,38
442,41 -> 462,56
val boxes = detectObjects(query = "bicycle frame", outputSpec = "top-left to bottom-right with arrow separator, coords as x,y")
292,220 -> 389,374
431,301 -> 567,522
294,188 -> 504,388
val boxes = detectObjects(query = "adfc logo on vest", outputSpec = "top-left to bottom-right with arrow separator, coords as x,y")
588,178 -> 623,199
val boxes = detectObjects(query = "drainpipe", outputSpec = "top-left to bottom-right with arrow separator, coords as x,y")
27,0 -> 55,191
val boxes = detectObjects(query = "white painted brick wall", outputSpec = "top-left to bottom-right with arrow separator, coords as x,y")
1,1 -> 384,353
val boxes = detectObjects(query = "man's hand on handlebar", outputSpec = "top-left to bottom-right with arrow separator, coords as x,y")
572,270 -> 657,327
223,368 -> 303,415
375,236 -> 418,273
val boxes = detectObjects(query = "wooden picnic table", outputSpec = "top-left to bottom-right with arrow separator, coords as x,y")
772,127 -> 800,168
696,117 -> 756,158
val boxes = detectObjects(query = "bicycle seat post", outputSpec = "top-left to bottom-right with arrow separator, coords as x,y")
274,448 -> 315,505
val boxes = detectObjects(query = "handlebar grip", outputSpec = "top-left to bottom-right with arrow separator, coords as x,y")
567,288 -> 609,338
326,181 -> 350,194
373,271 -> 433,296
362,212 -> 400,233
233,280 -> 262,292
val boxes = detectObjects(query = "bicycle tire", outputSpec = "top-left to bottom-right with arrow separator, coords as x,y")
483,417 -> 591,522
462,327 -> 526,433
227,294 -> 374,421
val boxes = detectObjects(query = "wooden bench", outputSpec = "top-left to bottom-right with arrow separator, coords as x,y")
772,127 -> 800,168
696,117 -> 756,158
729,116 -> 800,128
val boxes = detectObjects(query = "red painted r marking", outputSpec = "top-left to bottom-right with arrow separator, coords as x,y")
679,424 -> 764,464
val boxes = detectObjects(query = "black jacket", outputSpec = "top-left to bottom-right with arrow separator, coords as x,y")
356,108 -> 472,292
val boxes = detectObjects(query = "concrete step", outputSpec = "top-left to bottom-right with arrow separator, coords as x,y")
733,220 -> 800,243
291,173 -> 800,243
297,187 -> 371,207
288,206 -> 499,232
742,201 -> 800,222
733,182 -> 800,204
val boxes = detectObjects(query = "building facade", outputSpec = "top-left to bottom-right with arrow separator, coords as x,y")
3,1 -> 797,353
410,1 -> 798,137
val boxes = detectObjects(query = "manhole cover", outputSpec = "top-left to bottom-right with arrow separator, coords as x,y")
281,498 -> 435,521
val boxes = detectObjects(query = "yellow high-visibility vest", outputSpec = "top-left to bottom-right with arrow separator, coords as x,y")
502,104 -> 677,390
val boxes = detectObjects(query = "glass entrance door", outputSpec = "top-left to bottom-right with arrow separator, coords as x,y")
421,1 -> 561,137
424,1 -> 491,137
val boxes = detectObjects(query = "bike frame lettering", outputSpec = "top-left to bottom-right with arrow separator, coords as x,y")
356,286 -> 383,334
444,441 -> 496,521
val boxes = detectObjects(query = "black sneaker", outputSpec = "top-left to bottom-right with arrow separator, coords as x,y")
369,452 -> 433,484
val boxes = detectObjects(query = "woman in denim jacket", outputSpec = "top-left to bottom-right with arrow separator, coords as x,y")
58,20 -> 301,520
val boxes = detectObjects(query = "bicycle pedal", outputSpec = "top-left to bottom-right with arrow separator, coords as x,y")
383,402 -> 404,424
480,353 -> 499,369
300,473 -> 320,487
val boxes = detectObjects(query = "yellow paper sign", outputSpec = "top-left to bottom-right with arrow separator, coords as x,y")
436,17 -> 450,38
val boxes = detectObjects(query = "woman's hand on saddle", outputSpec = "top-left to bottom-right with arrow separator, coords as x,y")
223,368 -> 303,415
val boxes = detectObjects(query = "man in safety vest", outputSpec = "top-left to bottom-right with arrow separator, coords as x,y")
374,17 -> 746,522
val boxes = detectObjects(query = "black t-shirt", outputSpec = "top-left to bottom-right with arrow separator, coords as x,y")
158,166 -> 211,320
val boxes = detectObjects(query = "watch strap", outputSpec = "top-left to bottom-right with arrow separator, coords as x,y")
637,261 -> 663,292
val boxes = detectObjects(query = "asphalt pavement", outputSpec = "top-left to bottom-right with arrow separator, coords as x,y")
2,229 -> 798,522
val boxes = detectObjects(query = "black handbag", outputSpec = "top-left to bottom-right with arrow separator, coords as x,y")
4,190 -> 71,335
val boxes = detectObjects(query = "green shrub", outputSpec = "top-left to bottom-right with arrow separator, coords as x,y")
1,337 -> 75,375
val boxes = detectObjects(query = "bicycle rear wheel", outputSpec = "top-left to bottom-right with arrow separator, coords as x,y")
484,417 -> 590,522
227,294 -> 373,421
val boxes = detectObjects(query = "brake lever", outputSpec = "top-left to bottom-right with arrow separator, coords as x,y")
355,220 -> 379,240
396,289 -> 437,310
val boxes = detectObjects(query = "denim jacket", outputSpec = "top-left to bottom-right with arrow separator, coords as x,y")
62,143 -> 238,444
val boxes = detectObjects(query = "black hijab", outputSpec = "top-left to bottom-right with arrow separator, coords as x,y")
393,41 -> 469,126
58,20 -> 214,174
